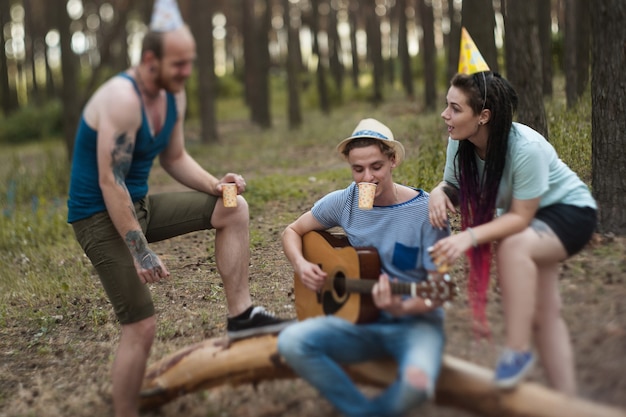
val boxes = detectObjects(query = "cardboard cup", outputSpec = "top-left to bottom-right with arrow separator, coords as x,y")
222,183 -> 238,207
358,182 -> 377,210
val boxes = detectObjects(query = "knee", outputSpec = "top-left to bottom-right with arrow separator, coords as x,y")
277,326 -> 299,359
404,366 -> 431,392
122,316 -> 156,353
496,233 -> 526,258
212,196 -> 249,229
392,366 -> 431,414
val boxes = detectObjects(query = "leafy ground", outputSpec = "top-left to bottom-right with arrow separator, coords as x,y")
1,96 -> 625,417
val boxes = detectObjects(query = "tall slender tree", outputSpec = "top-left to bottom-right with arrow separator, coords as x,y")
591,0 -> 626,234
255,0 -> 272,127
56,0 -> 80,159
537,0 -> 553,97
310,0 -> 330,113
283,0 -> 303,129
328,2 -> 343,102
0,0 -> 18,115
242,0 -> 259,112
419,0 -> 437,110
348,0 -> 360,89
446,0 -> 462,82
364,0 -> 383,104
564,0 -> 590,108
397,0 -> 413,98
504,0 -> 548,137
189,0 -> 219,142
461,0 -> 498,73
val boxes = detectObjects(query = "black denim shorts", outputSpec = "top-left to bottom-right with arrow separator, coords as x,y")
535,204 -> 597,256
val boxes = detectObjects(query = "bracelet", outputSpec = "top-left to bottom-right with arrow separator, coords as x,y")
466,227 -> 478,248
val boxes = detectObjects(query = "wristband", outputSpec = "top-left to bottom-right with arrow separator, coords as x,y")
466,227 -> 478,248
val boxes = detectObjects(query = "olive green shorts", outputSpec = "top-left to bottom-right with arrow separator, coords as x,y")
71,191 -> 218,324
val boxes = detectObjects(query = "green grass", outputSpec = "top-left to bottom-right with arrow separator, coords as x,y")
0,85 -> 593,318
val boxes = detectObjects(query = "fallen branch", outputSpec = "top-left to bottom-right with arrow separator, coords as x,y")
140,334 -> 626,417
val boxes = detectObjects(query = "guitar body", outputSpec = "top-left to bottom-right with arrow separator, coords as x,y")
295,230 -> 381,324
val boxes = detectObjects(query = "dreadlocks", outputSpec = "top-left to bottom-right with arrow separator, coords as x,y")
450,71 -> 518,331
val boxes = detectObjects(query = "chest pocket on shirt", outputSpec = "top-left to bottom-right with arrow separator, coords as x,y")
392,242 -> 419,271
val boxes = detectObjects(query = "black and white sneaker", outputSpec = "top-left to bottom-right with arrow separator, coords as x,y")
227,306 -> 295,340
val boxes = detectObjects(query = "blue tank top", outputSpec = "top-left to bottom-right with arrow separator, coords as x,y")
67,73 -> 178,223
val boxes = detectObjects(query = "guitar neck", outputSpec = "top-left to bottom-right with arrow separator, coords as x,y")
344,278 -> 417,296
342,275 -> 455,302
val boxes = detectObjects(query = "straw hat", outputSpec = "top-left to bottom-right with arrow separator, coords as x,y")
336,118 -> 405,165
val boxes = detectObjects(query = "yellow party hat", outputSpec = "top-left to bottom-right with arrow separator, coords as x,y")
458,27 -> 490,74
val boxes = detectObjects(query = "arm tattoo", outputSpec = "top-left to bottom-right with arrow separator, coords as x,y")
111,133 -> 134,186
125,230 -> 161,271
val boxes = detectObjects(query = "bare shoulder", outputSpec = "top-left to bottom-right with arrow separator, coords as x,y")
83,74 -> 142,130
173,89 -> 187,119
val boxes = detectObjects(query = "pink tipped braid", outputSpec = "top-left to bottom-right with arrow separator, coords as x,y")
457,153 -> 499,339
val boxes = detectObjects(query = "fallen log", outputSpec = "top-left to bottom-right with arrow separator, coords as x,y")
140,334 -> 626,417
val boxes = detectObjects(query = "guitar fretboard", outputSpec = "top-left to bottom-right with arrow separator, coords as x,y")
340,275 -> 453,300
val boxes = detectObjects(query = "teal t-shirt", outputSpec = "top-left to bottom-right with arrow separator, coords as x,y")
67,73 -> 178,223
443,122 -> 597,215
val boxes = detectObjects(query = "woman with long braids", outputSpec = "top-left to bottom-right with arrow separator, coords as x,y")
428,71 -> 597,394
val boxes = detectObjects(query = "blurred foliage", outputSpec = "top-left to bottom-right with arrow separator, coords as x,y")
0,101 -> 64,144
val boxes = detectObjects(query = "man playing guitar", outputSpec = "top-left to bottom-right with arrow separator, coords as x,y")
278,118 -> 450,417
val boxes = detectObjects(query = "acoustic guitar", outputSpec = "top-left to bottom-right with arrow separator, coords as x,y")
294,230 -> 458,324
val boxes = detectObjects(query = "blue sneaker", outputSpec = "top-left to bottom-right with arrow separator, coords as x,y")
494,348 -> 535,389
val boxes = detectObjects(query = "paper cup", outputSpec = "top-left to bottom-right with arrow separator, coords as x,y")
222,183 -> 238,207
357,182 -> 377,210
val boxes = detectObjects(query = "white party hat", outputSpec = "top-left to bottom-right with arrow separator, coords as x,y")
150,0 -> 184,32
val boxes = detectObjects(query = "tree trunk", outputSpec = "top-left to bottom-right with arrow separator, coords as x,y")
242,0 -> 258,113
0,0 -> 18,115
446,0 -> 461,82
254,0 -> 272,127
591,0 -> 626,235
575,0 -> 590,97
397,0 -> 413,99
22,0 -> 38,104
364,0 -> 383,104
328,3 -> 344,102
419,0 -> 437,110
504,0 -> 548,138
564,0 -> 590,108
189,0 -> 219,142
537,0 -> 553,97
139,334 -> 626,417
311,0 -> 330,114
461,0 -> 498,73
348,0 -> 360,89
283,0 -> 302,129
56,0 -> 81,160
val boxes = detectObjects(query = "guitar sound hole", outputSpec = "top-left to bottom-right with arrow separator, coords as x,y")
333,275 -> 346,297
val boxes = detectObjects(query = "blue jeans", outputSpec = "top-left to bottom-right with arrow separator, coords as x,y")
277,313 -> 445,417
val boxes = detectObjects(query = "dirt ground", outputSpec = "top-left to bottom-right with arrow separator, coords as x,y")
1,200 -> 625,417
1,137 -> 625,416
